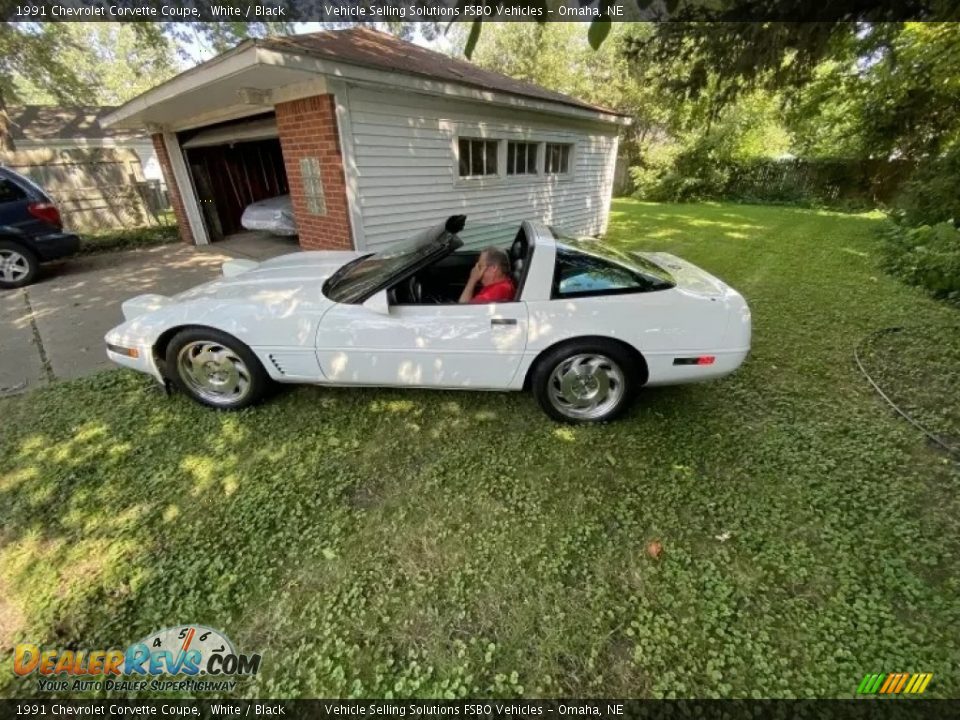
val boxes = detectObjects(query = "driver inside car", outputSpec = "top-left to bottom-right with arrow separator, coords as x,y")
458,247 -> 516,304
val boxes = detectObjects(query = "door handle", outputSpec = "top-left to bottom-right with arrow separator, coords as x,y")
491,318 -> 518,326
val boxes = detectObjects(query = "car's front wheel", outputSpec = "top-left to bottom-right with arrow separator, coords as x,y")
166,328 -> 271,410
531,340 -> 639,423
0,241 -> 39,289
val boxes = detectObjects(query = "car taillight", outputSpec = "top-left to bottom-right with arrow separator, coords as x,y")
28,202 -> 61,228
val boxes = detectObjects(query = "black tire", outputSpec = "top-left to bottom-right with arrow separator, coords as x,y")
530,339 -> 640,424
0,240 -> 39,289
165,327 -> 272,410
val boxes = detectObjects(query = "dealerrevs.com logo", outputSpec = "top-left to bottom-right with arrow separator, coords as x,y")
14,625 -> 262,693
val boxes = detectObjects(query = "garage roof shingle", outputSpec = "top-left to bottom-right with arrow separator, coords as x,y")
256,27 -> 625,117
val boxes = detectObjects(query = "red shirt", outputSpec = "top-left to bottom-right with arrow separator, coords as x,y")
470,278 -> 516,304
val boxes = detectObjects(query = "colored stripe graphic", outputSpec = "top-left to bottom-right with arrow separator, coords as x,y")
880,674 -> 897,694
858,672 -> 933,695
894,674 -> 909,694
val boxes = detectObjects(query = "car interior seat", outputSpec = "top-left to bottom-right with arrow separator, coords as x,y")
509,230 -> 528,299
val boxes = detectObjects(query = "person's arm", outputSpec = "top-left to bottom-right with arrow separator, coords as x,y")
459,262 -> 484,303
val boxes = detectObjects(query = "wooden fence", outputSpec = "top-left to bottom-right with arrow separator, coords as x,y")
0,147 -> 170,231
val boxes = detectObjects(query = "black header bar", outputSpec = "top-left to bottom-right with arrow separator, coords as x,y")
3,0 -> 958,23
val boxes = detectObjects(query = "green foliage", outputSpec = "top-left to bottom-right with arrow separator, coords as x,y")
880,221 -> 960,303
634,156 -> 906,208
78,224 -> 180,256
893,146 -> 960,227
789,23 -> 960,162
2,202 -> 959,699
12,25 -> 178,106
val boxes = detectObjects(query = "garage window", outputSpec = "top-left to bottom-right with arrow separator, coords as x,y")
507,141 -> 538,175
545,143 -> 572,175
458,138 -> 498,178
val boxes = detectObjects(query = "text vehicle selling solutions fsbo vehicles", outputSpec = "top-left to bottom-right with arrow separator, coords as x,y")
105,216 -> 751,423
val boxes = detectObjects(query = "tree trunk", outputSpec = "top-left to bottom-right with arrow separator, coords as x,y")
0,88 -> 15,151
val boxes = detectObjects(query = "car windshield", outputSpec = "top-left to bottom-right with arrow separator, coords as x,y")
549,227 -> 675,287
324,221 -> 451,303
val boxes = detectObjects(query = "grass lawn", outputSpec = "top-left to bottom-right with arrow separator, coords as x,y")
1,200 -> 958,699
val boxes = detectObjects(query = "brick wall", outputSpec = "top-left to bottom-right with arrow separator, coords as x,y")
151,134 -> 195,245
274,94 -> 353,251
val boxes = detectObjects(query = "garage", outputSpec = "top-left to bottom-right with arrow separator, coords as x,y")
103,27 -> 626,254
179,113 -> 296,247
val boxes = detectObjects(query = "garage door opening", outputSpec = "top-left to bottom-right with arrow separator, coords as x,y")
180,114 -> 296,250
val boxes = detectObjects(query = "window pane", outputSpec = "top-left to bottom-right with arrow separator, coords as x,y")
555,250 -> 644,297
545,143 -> 572,174
485,141 -> 498,175
459,139 -> 470,177
0,179 -> 25,203
507,142 -> 538,175
471,140 -> 484,176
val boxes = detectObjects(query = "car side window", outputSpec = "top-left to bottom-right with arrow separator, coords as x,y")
552,249 -> 652,299
0,178 -> 26,204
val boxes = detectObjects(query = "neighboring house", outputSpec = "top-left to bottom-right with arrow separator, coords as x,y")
103,27 -> 629,251
7,105 -> 164,183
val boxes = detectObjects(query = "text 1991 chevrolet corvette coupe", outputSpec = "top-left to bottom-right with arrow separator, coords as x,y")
105,216 -> 751,423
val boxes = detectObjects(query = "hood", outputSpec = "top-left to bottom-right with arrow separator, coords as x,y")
175,250 -> 363,302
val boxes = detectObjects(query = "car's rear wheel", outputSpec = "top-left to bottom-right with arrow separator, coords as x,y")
531,340 -> 638,423
166,328 -> 271,410
0,241 -> 39,289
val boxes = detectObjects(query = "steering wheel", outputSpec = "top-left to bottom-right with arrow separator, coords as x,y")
407,275 -> 423,304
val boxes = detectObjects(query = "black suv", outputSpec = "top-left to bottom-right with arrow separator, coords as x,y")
0,166 -> 80,288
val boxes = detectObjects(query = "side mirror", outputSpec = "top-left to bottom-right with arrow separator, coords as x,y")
361,289 -> 391,316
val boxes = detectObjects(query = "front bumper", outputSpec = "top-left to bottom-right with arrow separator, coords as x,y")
33,231 -> 81,261
104,331 -> 164,384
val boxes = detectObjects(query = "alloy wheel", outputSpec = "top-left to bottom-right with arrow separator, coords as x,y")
546,353 -> 626,421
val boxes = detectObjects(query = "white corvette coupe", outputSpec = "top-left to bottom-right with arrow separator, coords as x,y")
105,216 -> 750,423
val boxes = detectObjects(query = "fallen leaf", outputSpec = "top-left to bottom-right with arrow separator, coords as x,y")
646,540 -> 663,560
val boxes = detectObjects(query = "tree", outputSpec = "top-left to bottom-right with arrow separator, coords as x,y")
0,23 -> 92,149
0,20 -> 297,149
13,24 -> 179,106
786,22 -> 960,160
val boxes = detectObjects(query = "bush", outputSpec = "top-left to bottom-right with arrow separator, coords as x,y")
631,154 -> 903,209
893,147 -> 960,227
79,224 -> 179,255
880,221 -> 960,303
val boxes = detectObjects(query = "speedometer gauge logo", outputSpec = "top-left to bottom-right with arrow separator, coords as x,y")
127,625 -> 258,677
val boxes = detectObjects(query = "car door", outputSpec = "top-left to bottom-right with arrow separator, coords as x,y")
316,299 -> 529,389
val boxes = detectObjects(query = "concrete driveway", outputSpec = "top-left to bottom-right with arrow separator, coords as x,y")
0,234 -> 297,396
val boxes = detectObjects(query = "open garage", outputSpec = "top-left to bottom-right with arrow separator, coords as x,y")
179,114 -> 295,247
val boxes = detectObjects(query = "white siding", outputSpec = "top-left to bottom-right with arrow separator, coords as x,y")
343,85 -> 619,251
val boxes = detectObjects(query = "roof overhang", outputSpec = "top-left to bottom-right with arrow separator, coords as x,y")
104,41 -> 631,133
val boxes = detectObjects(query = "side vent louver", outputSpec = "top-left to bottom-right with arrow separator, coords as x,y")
268,354 -> 286,376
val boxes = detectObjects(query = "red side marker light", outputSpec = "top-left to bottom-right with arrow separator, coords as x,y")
697,356 -> 716,365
